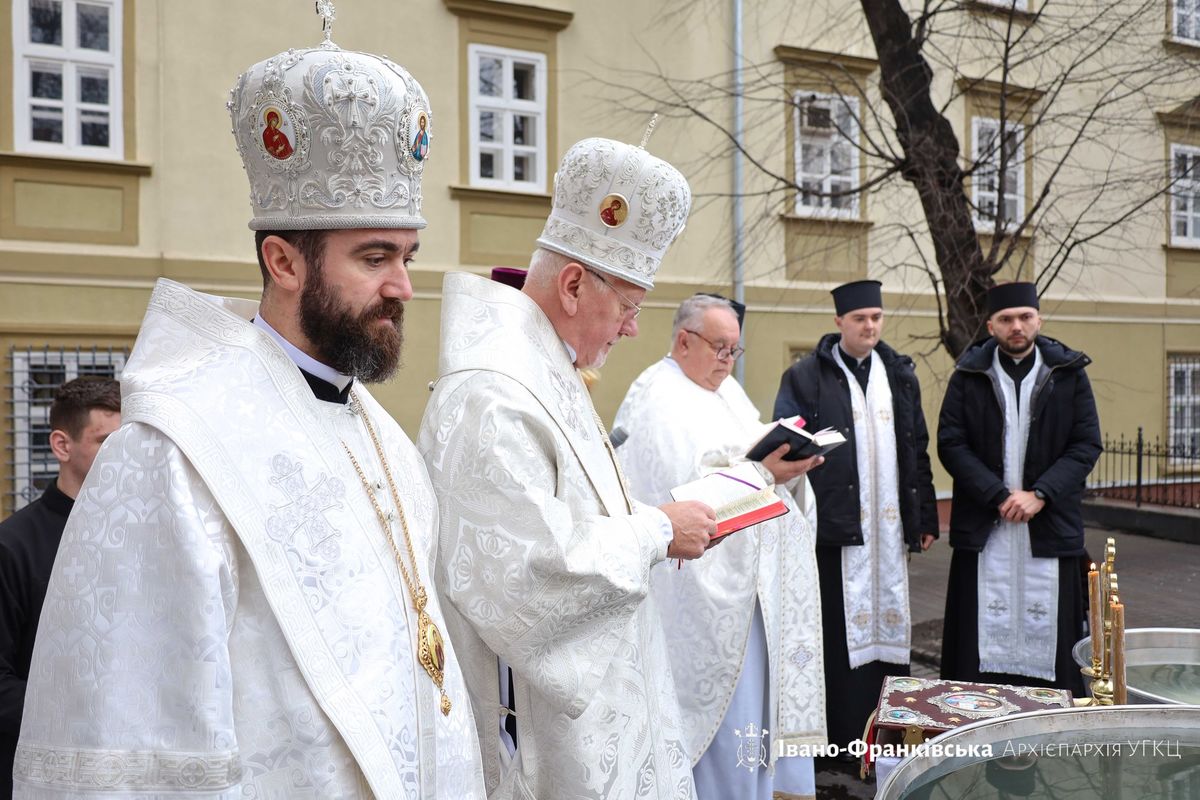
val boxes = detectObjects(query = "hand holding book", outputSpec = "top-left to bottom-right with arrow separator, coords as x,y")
745,415 -> 846,462
669,463 -> 789,540
761,443 -> 824,485
659,500 -> 717,559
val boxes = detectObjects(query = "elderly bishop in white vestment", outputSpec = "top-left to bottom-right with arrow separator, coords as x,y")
15,16 -> 485,799
614,296 -> 826,800
420,137 -> 718,800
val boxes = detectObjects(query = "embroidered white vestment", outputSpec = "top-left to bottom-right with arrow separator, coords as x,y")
613,357 -> 827,763
15,279 -> 486,800
418,273 -> 695,800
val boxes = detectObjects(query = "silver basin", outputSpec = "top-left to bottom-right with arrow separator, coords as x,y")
1072,627 -> 1200,704
877,705 -> 1200,800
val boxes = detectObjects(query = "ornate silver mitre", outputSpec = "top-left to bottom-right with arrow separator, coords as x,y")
227,11 -> 432,230
535,136 -> 692,290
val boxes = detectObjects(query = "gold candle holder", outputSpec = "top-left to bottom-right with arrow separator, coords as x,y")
1112,595 -> 1126,705
1081,538 -> 1125,707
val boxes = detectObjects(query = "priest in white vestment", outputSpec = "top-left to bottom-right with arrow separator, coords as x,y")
15,17 -> 486,800
419,137 -> 718,800
614,295 -> 826,800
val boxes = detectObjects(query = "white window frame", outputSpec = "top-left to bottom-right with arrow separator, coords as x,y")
1170,143 -> 1200,247
12,0 -> 124,159
1168,355 -> 1200,463
10,348 -> 125,510
972,116 -> 1026,230
793,91 -> 861,219
1173,0 -> 1200,44
467,43 -> 547,193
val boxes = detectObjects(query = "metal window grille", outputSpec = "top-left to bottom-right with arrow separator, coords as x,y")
6,345 -> 126,513
1168,354 -> 1200,463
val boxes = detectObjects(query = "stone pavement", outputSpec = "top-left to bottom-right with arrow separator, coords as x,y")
813,525 -> 1200,799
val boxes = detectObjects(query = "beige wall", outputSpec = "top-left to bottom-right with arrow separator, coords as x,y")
4,0 -> 1200,509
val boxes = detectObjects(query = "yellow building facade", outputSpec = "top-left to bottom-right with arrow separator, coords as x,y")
2,0 -> 1198,512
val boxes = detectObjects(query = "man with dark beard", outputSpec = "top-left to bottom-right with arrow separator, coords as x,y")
14,14 -> 486,799
937,282 -> 1101,696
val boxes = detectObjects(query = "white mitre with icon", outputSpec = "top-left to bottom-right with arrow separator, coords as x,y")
536,122 -> 692,290
227,1 -> 432,230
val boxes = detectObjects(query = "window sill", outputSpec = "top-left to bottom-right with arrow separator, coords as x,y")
450,184 -> 552,205
974,222 -> 1034,240
1164,241 -> 1200,253
1163,37 -> 1200,57
963,0 -> 1038,24
0,151 -> 152,176
780,213 -> 872,229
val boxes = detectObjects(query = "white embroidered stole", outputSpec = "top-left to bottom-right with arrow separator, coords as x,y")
833,347 -> 910,667
978,346 -> 1059,681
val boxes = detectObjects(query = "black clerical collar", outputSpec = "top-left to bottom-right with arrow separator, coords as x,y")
41,477 -> 75,516
251,316 -> 354,405
999,350 -> 1035,383
298,367 -> 353,405
839,345 -> 871,369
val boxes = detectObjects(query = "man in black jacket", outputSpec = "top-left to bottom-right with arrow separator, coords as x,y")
0,376 -> 120,799
773,279 -> 938,751
937,282 -> 1101,695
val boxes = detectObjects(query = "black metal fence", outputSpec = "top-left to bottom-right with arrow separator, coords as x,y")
1086,427 -> 1200,510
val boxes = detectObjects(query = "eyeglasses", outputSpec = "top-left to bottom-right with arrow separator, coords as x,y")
684,329 -> 745,361
584,267 -> 642,319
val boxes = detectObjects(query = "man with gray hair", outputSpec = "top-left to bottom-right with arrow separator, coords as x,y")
614,293 -> 826,800
419,136 -> 716,799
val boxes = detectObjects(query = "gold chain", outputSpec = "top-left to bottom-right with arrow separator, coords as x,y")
342,390 -> 451,715
590,406 -> 633,514
342,442 -> 426,611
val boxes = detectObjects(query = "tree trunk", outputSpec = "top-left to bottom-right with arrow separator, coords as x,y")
859,0 -> 990,358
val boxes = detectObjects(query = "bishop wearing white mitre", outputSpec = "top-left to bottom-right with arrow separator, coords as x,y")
615,294 -> 827,800
15,8 -> 485,799
419,135 -> 718,799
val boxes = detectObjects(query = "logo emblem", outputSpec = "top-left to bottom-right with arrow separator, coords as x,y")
734,722 -> 770,772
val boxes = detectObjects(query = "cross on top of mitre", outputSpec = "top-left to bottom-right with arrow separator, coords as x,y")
639,113 -> 659,150
316,0 -> 337,48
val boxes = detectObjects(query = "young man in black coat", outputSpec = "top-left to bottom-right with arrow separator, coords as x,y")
0,377 -> 120,799
937,282 -> 1101,695
773,280 -> 938,752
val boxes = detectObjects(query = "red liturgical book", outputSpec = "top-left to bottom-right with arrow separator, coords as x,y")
670,463 -> 788,540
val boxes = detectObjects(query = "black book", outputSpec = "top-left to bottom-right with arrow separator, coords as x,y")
746,415 -> 847,462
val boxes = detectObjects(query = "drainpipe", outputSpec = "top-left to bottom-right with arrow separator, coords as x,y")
733,0 -> 746,384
